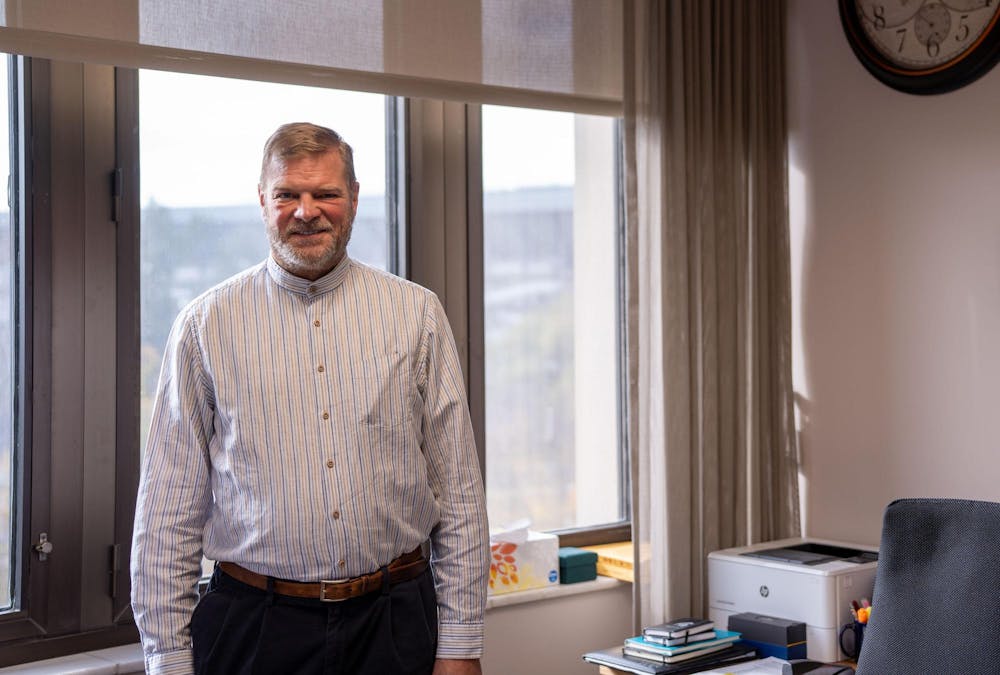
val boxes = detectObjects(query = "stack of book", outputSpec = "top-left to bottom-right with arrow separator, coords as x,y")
583,618 -> 758,675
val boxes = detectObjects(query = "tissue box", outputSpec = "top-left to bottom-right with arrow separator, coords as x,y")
558,547 -> 598,584
488,531 -> 560,595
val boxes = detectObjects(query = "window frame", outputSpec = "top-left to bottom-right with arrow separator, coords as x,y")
0,58 -> 141,667
405,100 -> 631,545
0,62 -> 629,667
114,66 -> 140,625
0,52 -> 47,647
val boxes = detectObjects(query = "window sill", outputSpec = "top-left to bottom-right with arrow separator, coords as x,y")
0,643 -> 144,674
486,575 -> 628,610
0,578 -> 628,672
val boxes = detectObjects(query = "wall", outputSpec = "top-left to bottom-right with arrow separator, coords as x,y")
787,1 -> 1000,545
482,583 -> 632,675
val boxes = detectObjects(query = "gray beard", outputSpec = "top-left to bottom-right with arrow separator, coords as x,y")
268,215 -> 353,278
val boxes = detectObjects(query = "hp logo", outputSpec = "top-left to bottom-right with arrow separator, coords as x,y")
759,585 -> 770,598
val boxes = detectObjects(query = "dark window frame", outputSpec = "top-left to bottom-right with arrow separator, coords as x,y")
0,63 -> 629,669
0,58 -> 139,668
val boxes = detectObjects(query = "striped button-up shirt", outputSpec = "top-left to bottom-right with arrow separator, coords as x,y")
131,255 -> 489,675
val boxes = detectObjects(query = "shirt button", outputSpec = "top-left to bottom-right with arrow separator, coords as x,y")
332,510 -> 340,519
317,365 -> 325,373
308,285 -> 317,293
326,460 -> 334,468
322,411 -> 330,420
313,319 -> 321,327
338,559 -> 346,568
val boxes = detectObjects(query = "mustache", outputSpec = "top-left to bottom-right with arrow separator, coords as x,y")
287,218 -> 333,235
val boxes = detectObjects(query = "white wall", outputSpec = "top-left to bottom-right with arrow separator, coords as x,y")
787,0 -> 1000,546
482,584 -> 632,675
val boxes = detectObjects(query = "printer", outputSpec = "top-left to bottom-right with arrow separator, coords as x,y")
707,537 -> 878,662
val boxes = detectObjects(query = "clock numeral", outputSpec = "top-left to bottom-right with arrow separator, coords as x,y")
896,27 -> 907,52
957,14 -> 970,42
927,39 -> 941,57
873,5 -> 887,30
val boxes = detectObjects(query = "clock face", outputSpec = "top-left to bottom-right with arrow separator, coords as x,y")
857,0 -> 998,69
840,0 -> 1000,93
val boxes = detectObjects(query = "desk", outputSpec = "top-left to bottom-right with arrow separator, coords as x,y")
595,661 -> 856,675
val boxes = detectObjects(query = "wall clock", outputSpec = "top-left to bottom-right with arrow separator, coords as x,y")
839,0 -> 1000,94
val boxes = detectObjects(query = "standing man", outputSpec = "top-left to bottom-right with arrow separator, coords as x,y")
132,122 -> 489,675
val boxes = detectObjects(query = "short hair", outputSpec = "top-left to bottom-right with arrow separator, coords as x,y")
259,122 -> 357,187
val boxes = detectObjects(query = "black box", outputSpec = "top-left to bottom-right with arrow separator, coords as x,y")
727,612 -> 806,646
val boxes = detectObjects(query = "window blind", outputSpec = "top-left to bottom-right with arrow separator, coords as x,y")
0,0 -> 622,115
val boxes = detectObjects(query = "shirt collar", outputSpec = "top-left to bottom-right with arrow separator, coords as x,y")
266,254 -> 352,296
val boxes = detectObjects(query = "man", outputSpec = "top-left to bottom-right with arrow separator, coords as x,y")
132,122 -> 489,675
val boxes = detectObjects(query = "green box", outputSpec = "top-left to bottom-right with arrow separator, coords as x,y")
558,546 -> 598,584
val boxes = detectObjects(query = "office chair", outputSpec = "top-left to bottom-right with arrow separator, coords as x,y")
855,498 -> 1000,675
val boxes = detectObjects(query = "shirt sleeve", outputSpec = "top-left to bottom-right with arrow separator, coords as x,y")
131,307 -> 215,674
417,293 -> 491,659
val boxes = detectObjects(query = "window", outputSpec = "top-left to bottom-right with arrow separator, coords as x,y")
480,106 -> 625,534
0,56 -> 15,612
138,70 -> 394,450
0,59 -> 627,667
138,70 -> 396,577
0,58 -> 149,665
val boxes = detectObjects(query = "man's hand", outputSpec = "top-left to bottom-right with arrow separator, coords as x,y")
432,658 -> 483,675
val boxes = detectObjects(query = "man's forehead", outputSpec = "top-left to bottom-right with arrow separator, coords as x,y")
266,150 -> 343,172
262,151 -> 349,185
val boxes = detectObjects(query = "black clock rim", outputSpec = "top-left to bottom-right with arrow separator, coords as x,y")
838,0 -> 1000,95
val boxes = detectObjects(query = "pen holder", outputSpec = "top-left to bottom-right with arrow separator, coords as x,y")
838,620 -> 866,660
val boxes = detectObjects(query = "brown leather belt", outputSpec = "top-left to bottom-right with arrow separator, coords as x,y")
218,547 -> 427,602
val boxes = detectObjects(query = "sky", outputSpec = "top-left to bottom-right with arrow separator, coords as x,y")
139,69 -> 579,209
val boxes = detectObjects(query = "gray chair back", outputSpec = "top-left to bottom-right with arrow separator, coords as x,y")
856,498 -> 1000,675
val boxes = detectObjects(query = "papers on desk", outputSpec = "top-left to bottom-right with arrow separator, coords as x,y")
696,656 -> 793,675
582,644 -> 758,675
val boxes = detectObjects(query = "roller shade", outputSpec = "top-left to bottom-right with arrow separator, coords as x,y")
0,0 -> 622,114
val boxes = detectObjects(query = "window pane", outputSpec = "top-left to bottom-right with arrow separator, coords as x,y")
0,57 -> 14,610
139,71 -> 390,449
482,106 -> 622,532
140,72 -> 391,575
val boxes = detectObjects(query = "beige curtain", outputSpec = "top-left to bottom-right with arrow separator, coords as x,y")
623,0 -> 800,629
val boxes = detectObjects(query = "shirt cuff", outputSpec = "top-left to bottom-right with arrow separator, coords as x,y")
146,648 -> 194,675
436,621 -> 485,659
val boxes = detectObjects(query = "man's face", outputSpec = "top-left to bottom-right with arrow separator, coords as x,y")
259,150 -> 360,280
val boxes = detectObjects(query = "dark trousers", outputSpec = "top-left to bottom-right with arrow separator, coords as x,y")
191,564 -> 438,675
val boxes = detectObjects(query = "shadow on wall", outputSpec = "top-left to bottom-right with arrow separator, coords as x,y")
787,0 -> 1000,545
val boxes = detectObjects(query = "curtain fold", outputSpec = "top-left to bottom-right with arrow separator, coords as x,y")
624,0 -> 800,630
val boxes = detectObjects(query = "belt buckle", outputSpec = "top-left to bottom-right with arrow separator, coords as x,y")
319,578 -> 352,602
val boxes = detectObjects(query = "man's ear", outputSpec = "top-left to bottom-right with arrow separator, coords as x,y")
258,185 -> 266,208
351,181 -> 360,209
